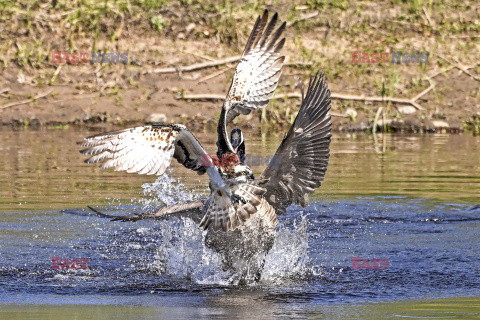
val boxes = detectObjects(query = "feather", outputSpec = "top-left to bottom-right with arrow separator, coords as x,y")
260,72 -> 332,212
217,10 -> 286,154
199,182 -> 271,231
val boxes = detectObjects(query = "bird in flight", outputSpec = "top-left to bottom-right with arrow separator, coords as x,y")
80,10 -> 331,283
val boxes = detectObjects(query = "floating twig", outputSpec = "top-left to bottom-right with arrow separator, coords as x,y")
87,201 -> 204,222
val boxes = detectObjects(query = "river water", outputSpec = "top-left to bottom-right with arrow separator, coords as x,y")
0,128 -> 479,319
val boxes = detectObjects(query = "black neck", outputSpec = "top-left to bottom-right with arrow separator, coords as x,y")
216,107 -> 229,160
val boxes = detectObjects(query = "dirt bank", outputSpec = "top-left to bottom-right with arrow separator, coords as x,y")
0,1 -> 479,134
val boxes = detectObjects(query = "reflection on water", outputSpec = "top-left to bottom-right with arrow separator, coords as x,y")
0,128 -> 479,211
1,296 -> 480,320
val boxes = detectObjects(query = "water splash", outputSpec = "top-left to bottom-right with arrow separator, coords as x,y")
132,173 -> 312,286
139,172 -> 200,209
142,214 -> 311,286
149,217 -> 230,285
262,214 -> 310,283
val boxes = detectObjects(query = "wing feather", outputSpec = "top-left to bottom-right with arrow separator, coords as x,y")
260,72 -> 332,213
223,10 -> 286,125
80,124 -> 208,176
199,182 -> 269,231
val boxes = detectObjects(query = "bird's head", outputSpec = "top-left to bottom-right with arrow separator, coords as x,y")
233,164 -> 254,180
230,128 -> 244,153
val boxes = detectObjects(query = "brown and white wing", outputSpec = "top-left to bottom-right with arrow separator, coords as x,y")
199,183 -> 274,231
260,72 -> 332,213
80,124 -> 210,176
224,9 -> 286,124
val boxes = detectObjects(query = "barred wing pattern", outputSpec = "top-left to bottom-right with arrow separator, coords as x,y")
200,183 -> 277,231
80,124 -> 271,232
80,124 -> 210,176
224,9 -> 286,124
260,73 -> 332,213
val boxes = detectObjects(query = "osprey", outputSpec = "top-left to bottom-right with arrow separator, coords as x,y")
80,10 -> 332,283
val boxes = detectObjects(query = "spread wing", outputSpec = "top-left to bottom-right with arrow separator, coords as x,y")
224,9 -> 286,124
217,9 -> 286,155
80,124 -> 278,232
80,124 -> 212,176
260,72 -> 332,213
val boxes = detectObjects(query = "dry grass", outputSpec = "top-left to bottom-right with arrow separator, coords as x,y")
0,0 -> 479,131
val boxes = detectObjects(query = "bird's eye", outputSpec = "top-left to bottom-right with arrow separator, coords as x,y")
243,171 -> 248,175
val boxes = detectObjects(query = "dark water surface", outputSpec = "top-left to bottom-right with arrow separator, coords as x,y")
0,128 -> 479,319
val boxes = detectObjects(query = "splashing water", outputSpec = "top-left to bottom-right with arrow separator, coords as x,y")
134,174 -> 311,285
139,172 -> 201,209
144,214 -> 311,286
262,214 -> 310,283
150,217 -> 232,285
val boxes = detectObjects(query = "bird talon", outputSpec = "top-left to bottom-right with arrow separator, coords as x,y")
231,194 -> 247,204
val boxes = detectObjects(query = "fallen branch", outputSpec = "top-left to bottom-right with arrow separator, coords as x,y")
372,106 -> 383,134
197,65 -> 233,84
449,35 -> 480,39
330,112 -> 349,118
144,56 -> 314,75
50,64 -> 63,85
179,93 -> 224,101
180,49 -> 217,62
434,53 -> 480,82
330,93 -> 425,111
0,89 -> 54,109
179,90 -> 428,111
143,55 -> 241,75
50,93 -> 97,104
287,11 -> 319,27
284,61 -> 313,67
412,80 -> 435,102
422,7 -> 435,27
427,66 -> 455,79
179,92 -> 303,101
